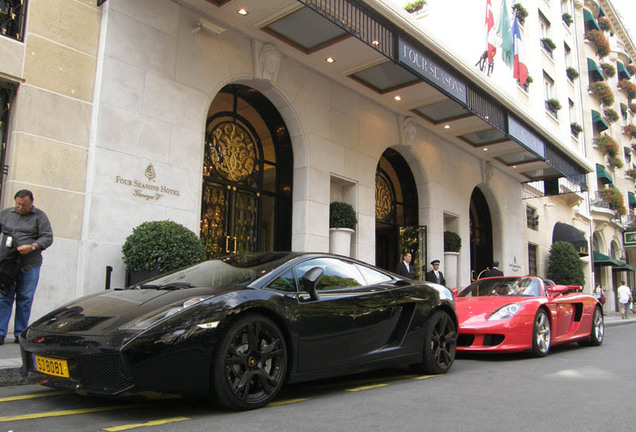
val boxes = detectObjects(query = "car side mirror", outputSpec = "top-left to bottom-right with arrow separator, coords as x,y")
301,267 -> 323,301
451,288 -> 458,297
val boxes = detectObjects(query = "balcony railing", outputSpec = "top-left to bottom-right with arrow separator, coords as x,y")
0,1 -> 27,42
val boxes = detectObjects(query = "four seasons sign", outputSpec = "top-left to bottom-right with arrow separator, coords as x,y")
115,164 -> 181,201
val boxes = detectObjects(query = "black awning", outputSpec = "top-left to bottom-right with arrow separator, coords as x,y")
552,222 -> 589,256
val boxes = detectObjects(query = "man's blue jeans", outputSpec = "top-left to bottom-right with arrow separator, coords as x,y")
0,266 -> 41,338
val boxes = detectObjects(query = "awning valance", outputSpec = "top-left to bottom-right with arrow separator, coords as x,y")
593,251 -> 623,267
584,9 -> 601,31
592,110 -> 609,132
553,222 -> 589,256
613,262 -> 636,272
596,163 -> 613,184
617,61 -> 631,81
587,58 -> 605,81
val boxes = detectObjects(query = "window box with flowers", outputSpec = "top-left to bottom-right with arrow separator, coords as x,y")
589,82 -> 615,106
630,103 -> 636,115
619,79 -> 636,100
512,3 -> 528,25
520,75 -> 533,91
562,13 -> 573,27
545,98 -> 562,115
598,16 -> 613,33
571,122 -> 583,137
628,64 -> 636,76
566,67 -> 579,81
595,134 -> 619,158
627,168 -> 636,180
600,63 -> 616,78
541,38 -> 557,55
609,156 -> 624,169
604,108 -> 620,124
601,188 -> 627,215
623,123 -> 636,139
585,30 -> 610,58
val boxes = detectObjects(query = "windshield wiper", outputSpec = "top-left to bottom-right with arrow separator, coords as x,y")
137,282 -> 193,290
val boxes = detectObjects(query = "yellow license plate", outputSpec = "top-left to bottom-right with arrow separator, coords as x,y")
33,354 -> 69,378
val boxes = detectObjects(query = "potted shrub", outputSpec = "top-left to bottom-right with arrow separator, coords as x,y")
600,63 -> 616,78
329,201 -> 357,256
589,82 -> 615,106
547,242 -> 585,286
546,98 -> 562,114
562,13 -> 572,27
122,220 -> 205,285
404,0 -> 426,13
600,188 -> 627,215
570,122 -> 583,137
443,231 -> 461,289
512,3 -> 528,25
565,67 -> 579,81
541,38 -> 556,54
585,30 -> 610,58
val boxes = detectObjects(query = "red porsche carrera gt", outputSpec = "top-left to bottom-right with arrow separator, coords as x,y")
455,276 -> 604,357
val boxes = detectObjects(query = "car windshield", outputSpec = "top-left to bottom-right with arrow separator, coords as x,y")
458,277 -> 543,298
128,252 -> 295,289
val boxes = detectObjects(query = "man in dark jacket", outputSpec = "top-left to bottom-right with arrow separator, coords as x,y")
0,190 -> 53,344
425,259 -> 446,286
395,252 -> 415,279
480,261 -> 504,278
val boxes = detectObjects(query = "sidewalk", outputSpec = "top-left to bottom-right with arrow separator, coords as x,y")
0,312 -> 635,387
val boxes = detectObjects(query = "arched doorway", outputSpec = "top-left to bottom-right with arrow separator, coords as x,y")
201,84 -> 293,259
469,187 -> 493,280
375,149 -> 421,276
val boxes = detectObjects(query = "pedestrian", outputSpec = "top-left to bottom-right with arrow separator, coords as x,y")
0,190 -> 53,344
395,252 -> 415,279
617,280 -> 632,320
480,261 -> 504,278
593,283 -> 606,305
425,259 -> 446,286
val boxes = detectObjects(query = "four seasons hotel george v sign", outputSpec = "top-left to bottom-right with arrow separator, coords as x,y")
115,164 -> 181,201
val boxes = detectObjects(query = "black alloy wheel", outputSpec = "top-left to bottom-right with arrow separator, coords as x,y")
211,313 -> 287,410
413,310 -> 456,374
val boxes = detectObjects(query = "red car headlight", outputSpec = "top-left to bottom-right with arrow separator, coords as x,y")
488,303 -> 521,320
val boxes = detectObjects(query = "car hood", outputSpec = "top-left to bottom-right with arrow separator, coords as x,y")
28,285 -> 241,335
455,296 -> 537,323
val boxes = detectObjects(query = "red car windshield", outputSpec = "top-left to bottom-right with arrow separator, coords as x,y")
459,277 -> 543,298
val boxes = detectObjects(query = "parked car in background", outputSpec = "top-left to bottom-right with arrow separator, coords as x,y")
20,252 -> 457,410
455,276 -> 603,357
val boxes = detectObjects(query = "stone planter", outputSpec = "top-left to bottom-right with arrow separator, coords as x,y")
329,228 -> 354,256
444,251 -> 459,289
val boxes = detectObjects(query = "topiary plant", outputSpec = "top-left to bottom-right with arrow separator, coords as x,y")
122,220 -> 205,273
444,231 -> 461,252
547,241 -> 585,286
329,201 -> 358,230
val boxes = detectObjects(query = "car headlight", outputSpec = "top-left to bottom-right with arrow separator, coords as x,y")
488,303 -> 521,320
123,297 -> 210,331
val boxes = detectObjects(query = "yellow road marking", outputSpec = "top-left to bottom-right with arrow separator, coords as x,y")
0,404 -> 145,422
102,417 -> 189,431
346,383 -> 388,392
0,390 -> 69,402
267,398 -> 308,407
413,374 -> 436,380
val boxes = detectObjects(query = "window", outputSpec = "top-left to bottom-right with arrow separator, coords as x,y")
528,243 -> 538,276
294,258 -> 366,291
543,72 -> 554,100
267,269 -> 297,292
355,263 -> 392,285
539,11 -> 554,57
0,1 -> 27,42
526,206 -> 539,230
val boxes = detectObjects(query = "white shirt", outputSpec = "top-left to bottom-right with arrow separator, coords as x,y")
617,284 -> 632,304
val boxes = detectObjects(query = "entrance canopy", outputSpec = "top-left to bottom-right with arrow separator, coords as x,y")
552,222 -> 589,257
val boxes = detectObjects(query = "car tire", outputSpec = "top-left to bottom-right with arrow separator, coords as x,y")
531,309 -> 551,357
412,310 -> 456,374
579,306 -> 604,347
210,313 -> 287,410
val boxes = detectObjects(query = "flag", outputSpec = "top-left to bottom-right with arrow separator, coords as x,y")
497,0 -> 513,68
511,15 -> 528,85
486,0 -> 496,62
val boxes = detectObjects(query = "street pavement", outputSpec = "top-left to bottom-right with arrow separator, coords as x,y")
0,312 -> 634,387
